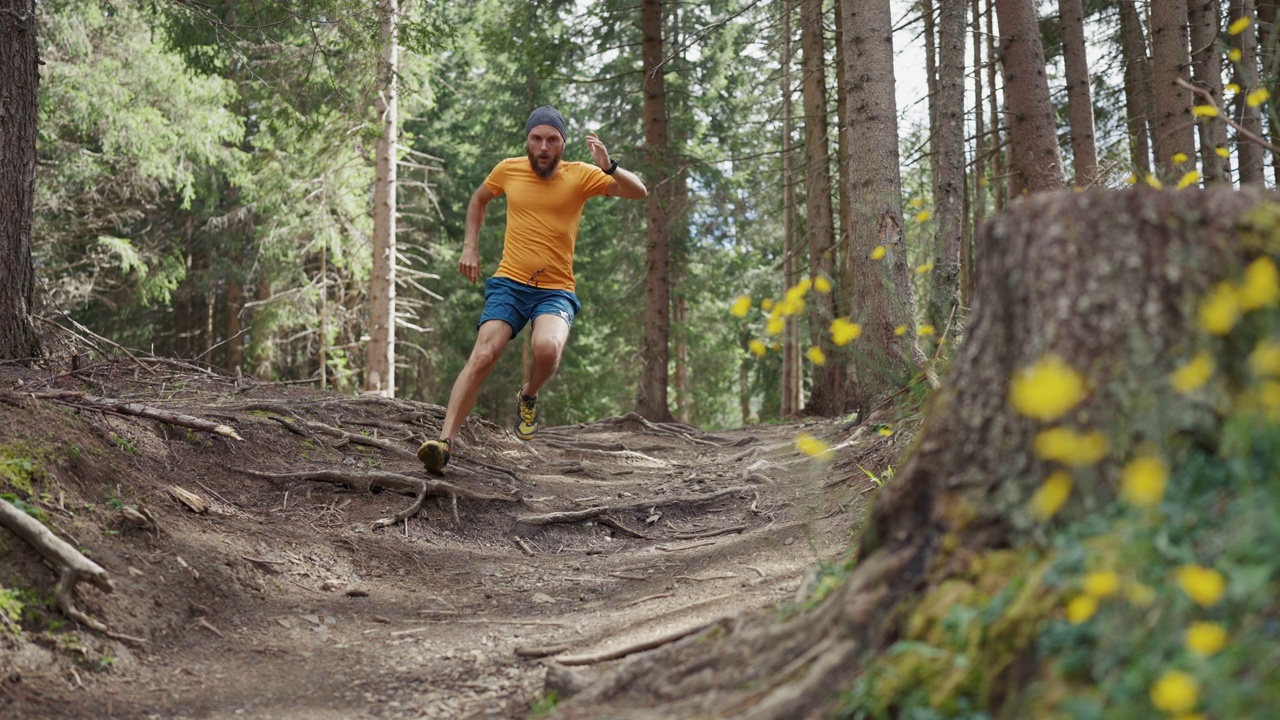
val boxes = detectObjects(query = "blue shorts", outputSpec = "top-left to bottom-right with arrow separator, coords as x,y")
478,276 -> 581,338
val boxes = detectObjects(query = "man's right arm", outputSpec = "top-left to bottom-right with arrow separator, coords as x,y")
460,184 -> 497,284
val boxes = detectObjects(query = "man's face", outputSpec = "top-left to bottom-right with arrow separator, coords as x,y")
526,126 -> 564,179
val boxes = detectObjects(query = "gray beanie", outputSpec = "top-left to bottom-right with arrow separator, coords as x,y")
526,106 -> 567,140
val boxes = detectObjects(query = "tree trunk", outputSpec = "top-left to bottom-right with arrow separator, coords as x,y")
840,0 -> 919,414
995,0 -> 1066,195
1119,0 -> 1155,176
1188,0 -> 1230,182
551,186 -> 1279,720
225,277 -> 244,371
927,0 -> 966,350
987,0 -> 1006,210
637,0 -> 676,422
1151,0 -> 1196,177
968,0 -> 985,304
250,275 -> 273,379
801,0 -> 843,416
365,0 -> 398,397
834,0 -> 855,379
1259,1 -> 1279,182
0,0 -> 42,363
1231,0 -> 1266,184
780,0 -> 802,419
1059,0 -> 1098,185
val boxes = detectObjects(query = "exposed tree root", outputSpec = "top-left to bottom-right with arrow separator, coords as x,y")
553,616 -> 733,667
0,499 -> 145,644
27,390 -> 243,440
232,468 -> 520,528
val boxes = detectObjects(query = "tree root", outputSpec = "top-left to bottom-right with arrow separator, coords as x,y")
27,390 -> 243,440
232,468 -> 520,528
553,616 -> 732,667
0,499 -> 145,644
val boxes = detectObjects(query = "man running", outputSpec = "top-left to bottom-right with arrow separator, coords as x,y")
417,106 -> 648,474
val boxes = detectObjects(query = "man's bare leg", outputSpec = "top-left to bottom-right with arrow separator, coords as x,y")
523,314 -> 571,398
440,320 -> 513,440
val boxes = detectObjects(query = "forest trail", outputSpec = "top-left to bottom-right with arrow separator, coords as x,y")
0,362 -> 895,719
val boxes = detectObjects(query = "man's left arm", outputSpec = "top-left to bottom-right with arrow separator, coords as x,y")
587,132 -> 648,200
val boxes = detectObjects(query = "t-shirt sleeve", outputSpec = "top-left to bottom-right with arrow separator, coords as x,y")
484,162 -> 507,196
580,164 -> 613,198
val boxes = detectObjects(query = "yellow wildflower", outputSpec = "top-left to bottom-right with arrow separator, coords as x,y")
1029,471 -> 1072,521
894,325 -> 908,336
748,339 -> 767,357
830,318 -> 862,346
1240,256 -> 1280,310
1151,670 -> 1199,714
730,295 -> 752,318
766,317 -> 786,336
1229,16 -> 1252,35
1192,105 -> 1219,118
1126,582 -> 1157,607
914,210 -> 932,223
918,324 -> 936,336
1226,82 -> 1242,94
870,245 -> 887,261
1034,427 -> 1108,466
1082,570 -> 1120,598
807,346 -> 827,365
1065,595 -> 1098,624
1126,174 -> 1138,185
1170,351 -> 1214,394
1177,565 -> 1227,607
916,262 -> 934,273
794,433 -> 833,461
1215,146 -> 1230,158
1008,355 -> 1088,421
878,425 -> 893,437
1185,621 -> 1227,657
778,296 -> 805,317
770,341 -> 782,351
1229,47 -> 1243,62
1260,380 -> 1280,409
761,298 -> 775,312
909,197 -> 926,208
1145,174 -> 1164,190
1248,88 -> 1271,107
1177,171 -> 1200,189
1172,152 -> 1190,165
1198,281 -> 1241,335
814,276 -> 832,294
1121,455 -> 1168,508
1250,340 -> 1280,376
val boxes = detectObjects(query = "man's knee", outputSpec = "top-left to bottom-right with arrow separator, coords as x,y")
530,335 -> 564,365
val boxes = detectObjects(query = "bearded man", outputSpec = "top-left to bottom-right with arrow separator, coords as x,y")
417,106 -> 647,474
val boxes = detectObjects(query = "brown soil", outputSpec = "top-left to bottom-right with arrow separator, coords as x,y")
0,361 -> 897,719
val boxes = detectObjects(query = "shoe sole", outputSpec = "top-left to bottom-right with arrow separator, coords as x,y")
418,442 -> 449,474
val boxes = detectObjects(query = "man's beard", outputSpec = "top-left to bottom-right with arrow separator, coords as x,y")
528,150 -> 561,179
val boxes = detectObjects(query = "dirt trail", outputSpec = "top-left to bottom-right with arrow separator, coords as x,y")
0,363 -> 892,719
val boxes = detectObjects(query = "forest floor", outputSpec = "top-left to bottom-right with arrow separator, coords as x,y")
0,360 -> 902,719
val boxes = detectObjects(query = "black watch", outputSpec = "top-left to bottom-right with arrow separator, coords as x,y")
604,158 -> 619,175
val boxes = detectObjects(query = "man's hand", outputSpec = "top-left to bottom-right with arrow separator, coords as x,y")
459,245 -> 481,284
587,132 -> 610,169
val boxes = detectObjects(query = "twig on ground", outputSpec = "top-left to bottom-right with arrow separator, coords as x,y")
553,617 -> 730,666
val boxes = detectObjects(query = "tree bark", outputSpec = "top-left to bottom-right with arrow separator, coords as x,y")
1259,1 -> 1279,182
550,186 -> 1280,720
1190,0 -> 1230,182
927,0 -> 967,350
840,0 -> 919,413
780,0 -> 802,419
1119,0 -> 1155,176
1230,0 -> 1266,184
801,0 -> 843,416
995,0 -> 1065,195
637,0 -> 676,422
365,0 -> 398,397
1151,0 -> 1197,176
225,276 -> 244,371
987,0 -> 1006,210
1059,0 -> 1098,185
968,0 -> 985,304
0,0 -> 42,363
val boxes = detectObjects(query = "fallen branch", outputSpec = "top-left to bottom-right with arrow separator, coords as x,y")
672,524 -> 747,540
299,419 -> 416,460
0,499 -> 144,643
27,390 -> 243,440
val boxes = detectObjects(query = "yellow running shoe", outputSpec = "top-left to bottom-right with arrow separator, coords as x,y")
416,438 -> 451,474
514,387 -> 539,441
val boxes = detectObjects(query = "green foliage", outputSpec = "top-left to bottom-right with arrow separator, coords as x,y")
108,435 -> 137,455
0,444 -> 50,496
0,586 -> 24,635
528,690 -> 559,718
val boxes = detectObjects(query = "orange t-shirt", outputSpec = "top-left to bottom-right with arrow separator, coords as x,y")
484,158 -> 612,292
